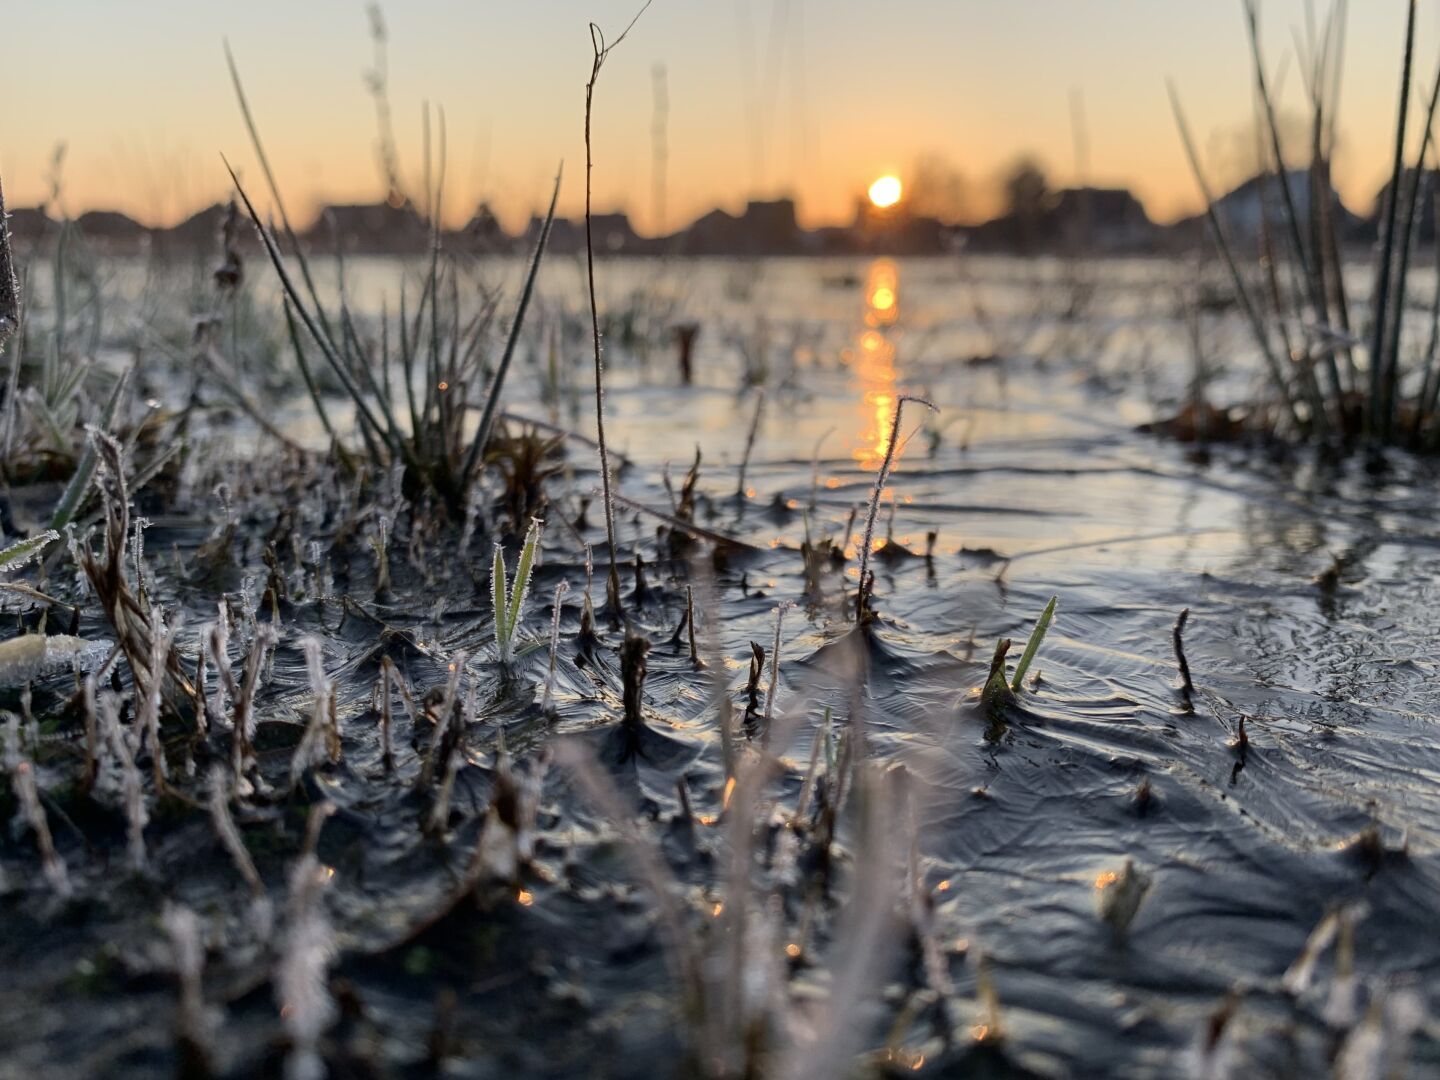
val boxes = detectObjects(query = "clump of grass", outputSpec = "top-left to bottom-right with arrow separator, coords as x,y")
225,46 -> 562,516
491,518 -> 542,666
0,176 -> 171,511
554,707 -> 908,1080
1169,0 -> 1440,450
79,430 -> 197,720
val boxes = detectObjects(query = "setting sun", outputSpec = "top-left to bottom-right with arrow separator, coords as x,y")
868,175 -> 903,209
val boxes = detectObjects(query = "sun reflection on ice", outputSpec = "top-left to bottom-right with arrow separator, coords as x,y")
848,259 -> 902,470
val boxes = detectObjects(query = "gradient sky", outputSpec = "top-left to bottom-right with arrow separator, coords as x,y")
2,1 -> 1435,232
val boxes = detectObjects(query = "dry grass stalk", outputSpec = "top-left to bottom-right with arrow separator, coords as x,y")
856,396 -> 936,622
79,431 -> 197,723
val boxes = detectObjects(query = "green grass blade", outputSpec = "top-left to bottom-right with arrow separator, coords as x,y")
492,544 -> 510,655
1010,596 -> 1057,691
0,529 -> 59,572
505,519 -> 543,641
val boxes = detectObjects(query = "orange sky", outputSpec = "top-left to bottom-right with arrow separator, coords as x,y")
2,1 -> 1435,233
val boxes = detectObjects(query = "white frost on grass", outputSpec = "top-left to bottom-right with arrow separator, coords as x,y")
0,634 -> 113,688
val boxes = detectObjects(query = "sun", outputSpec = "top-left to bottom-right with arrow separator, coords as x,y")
868,175 -> 903,209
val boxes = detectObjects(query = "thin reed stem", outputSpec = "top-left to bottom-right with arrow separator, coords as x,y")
583,7 -> 652,616
855,395 -> 935,622
1380,68 -> 1440,436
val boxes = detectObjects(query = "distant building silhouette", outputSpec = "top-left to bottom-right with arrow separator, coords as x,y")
303,201 -> 428,255
1364,167 -> 1440,246
5,173 -> 1407,259
1164,169 -> 1363,249
969,186 -> 1155,253
672,199 -> 801,255
157,203 -> 229,258
74,210 -> 148,252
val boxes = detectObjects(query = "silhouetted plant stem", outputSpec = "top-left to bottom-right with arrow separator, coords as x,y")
855,395 -> 936,622
736,388 -> 766,497
1367,0 -> 1417,438
584,12 -> 651,620
1380,62 -> 1440,437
